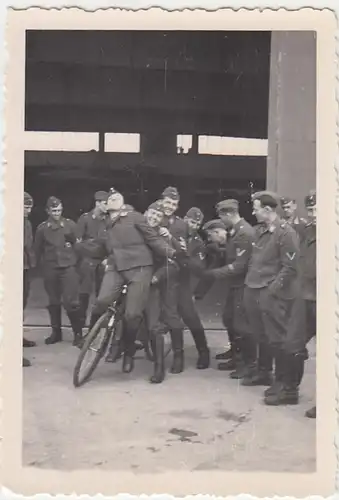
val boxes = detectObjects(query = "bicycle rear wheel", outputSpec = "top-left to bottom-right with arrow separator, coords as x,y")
73,312 -> 112,387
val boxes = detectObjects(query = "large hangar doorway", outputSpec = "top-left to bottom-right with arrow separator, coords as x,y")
24,30 -> 271,327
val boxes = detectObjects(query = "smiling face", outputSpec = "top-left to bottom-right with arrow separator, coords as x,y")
252,199 -> 270,223
282,200 -> 297,219
162,196 -> 179,217
146,208 -> 164,228
207,228 -> 227,244
47,203 -> 63,221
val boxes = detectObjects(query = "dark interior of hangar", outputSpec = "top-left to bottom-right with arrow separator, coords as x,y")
25,30 -> 271,228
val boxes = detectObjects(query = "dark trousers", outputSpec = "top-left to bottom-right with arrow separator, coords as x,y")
244,286 -> 295,346
285,297 -> 316,353
43,266 -> 80,311
94,265 -> 153,355
23,269 -> 31,311
178,275 -> 208,352
222,286 -> 252,345
78,258 -> 104,296
146,276 -> 183,336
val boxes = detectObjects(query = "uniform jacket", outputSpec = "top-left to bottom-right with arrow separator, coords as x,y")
299,222 -> 316,301
283,215 -> 307,238
245,216 -> 300,299
24,217 -> 36,270
178,233 -> 207,276
152,230 -> 181,284
206,218 -> 254,288
34,217 -> 78,269
162,214 -> 189,241
193,241 -> 227,300
75,210 -> 108,261
93,210 -> 176,272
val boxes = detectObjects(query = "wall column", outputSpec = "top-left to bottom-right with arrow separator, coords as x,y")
266,31 -> 316,214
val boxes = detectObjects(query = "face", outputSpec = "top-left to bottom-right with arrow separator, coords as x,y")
208,228 -> 227,244
24,204 -> 32,218
96,200 -> 107,214
106,193 -> 124,211
146,208 -> 163,227
185,217 -> 201,234
307,205 -> 316,223
252,199 -> 270,223
162,197 -> 179,217
282,201 -> 297,219
48,204 -> 63,221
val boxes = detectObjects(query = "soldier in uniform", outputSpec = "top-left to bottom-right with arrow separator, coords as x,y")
160,186 -> 190,241
301,190 -> 317,418
34,196 -> 83,347
158,186 -> 190,371
87,188 -> 180,374
280,196 -> 307,236
243,192 -> 300,404
144,200 -> 184,382
177,207 -> 210,369
23,192 -> 37,367
76,191 -> 108,328
203,199 -> 255,378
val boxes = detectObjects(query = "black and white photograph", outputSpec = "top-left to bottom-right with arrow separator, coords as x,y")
2,6 -> 337,497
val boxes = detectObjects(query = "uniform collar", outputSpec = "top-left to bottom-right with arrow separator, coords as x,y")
262,216 -> 280,234
47,217 -> 65,229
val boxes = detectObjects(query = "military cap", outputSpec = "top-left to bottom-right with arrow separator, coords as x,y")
94,191 -> 108,202
24,192 -> 33,206
148,200 -> 165,213
46,196 -> 62,209
280,196 -> 296,207
202,219 -> 227,232
305,190 -> 316,207
108,187 -> 121,196
162,186 -> 180,200
185,207 -> 204,223
216,199 -> 239,213
252,190 -> 279,206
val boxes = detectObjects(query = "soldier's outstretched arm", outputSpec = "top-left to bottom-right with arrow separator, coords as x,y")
204,232 -> 252,279
134,213 -> 176,258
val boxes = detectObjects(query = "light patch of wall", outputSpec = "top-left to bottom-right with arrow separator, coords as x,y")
23,131 -> 99,152
105,133 -> 140,153
176,134 -> 192,154
198,136 -> 268,156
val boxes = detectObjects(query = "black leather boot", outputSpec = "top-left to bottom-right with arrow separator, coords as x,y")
45,305 -> 63,345
79,293 -> 90,328
242,342 -> 273,386
67,308 -> 84,347
305,406 -> 316,418
23,357 -> 31,367
264,347 -> 285,396
230,336 -> 257,379
170,329 -> 184,374
264,352 -> 303,406
197,348 -> 210,369
150,335 -> 165,383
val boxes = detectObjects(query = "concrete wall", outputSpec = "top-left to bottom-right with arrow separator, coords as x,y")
266,31 -> 316,214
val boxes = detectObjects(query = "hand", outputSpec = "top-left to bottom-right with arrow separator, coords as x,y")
179,237 -> 187,252
159,227 -> 171,239
151,276 -> 159,285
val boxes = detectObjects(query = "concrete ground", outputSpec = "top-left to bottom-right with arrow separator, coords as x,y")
23,325 -> 316,473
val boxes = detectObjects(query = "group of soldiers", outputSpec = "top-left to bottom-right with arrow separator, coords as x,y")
23,184 -> 316,419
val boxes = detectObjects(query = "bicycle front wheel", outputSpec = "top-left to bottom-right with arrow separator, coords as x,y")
73,312 -> 112,388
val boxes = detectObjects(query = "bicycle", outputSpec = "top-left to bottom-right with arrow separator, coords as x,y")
73,285 -> 172,387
